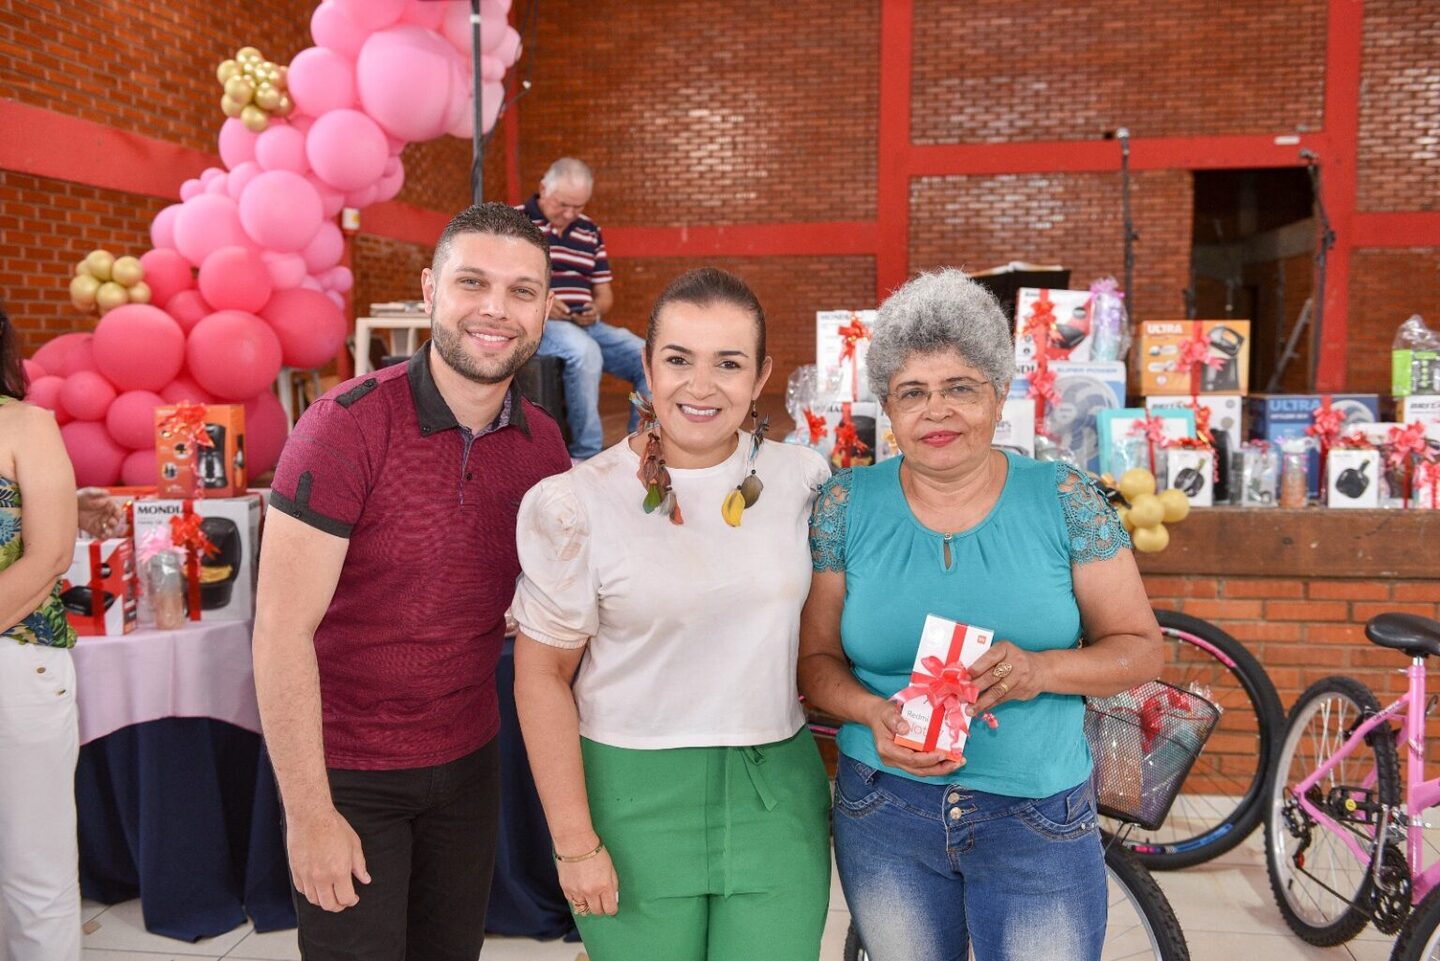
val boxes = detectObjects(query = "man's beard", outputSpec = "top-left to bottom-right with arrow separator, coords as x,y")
430,315 -> 538,385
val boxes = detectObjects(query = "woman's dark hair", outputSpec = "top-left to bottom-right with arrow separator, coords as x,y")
645,267 -> 766,363
0,306 -> 26,401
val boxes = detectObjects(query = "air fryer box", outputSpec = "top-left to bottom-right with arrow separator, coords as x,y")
816,400 -> 878,470
1327,450 -> 1382,509
1247,394 -> 1382,498
131,496 -> 261,622
1014,287 -> 1096,376
60,538 -> 138,636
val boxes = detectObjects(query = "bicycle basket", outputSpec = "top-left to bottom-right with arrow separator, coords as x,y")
1083,679 -> 1219,831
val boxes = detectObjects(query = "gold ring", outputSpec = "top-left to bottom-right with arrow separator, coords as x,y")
996,681 -> 1010,698
992,662 -> 1013,679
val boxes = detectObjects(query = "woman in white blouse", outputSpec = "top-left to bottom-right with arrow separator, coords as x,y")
512,268 -> 832,961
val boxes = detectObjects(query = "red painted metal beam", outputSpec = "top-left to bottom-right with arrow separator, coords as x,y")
907,133 -> 1323,177
604,221 -> 877,259
874,0 -> 914,300
1352,212 -> 1440,248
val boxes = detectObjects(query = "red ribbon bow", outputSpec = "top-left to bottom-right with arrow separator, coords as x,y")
833,402 -> 869,468
1307,395 -> 1345,485
1387,422 -> 1432,508
892,657 -> 999,748
1128,414 -> 1171,474
1416,458 -> 1440,509
170,510 -> 218,622
837,315 -> 871,400
803,408 -> 829,446
158,403 -> 215,449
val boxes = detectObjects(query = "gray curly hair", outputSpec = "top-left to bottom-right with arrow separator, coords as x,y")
866,269 -> 1014,401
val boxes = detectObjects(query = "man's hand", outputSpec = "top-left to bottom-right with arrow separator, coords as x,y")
548,300 -> 575,321
570,304 -> 599,327
287,806 -> 371,912
77,488 -> 124,539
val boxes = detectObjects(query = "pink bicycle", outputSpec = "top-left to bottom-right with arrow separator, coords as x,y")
1265,612 -> 1440,957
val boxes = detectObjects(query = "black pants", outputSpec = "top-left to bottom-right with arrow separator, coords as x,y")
291,740 -> 501,961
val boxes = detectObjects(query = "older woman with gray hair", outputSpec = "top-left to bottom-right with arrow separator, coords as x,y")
799,269 -> 1162,961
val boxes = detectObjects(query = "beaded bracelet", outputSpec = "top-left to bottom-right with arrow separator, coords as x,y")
554,840 -> 606,863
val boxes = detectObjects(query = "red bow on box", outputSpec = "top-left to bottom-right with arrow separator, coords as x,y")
1388,422 -> 1432,509
892,656 -> 1000,751
1307,395 -> 1345,486
803,408 -> 828,446
170,510 -> 218,622
1128,414 -> 1171,475
157,402 -> 216,499
1023,293 -> 1059,426
837,315 -> 871,401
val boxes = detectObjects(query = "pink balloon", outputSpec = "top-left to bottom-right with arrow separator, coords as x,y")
199,246 -> 275,313
287,46 -> 357,118
260,287 -> 349,369
324,265 -> 354,293
311,0 -> 367,58
139,248 -> 194,309
344,184 -> 379,209
262,251 -> 308,290
479,1 -> 508,54
61,421 -> 126,486
179,178 -> 203,200
324,291 -> 345,309
357,26 -> 461,143
226,161 -> 262,201
151,203 -> 182,250
31,332 -> 91,376
306,175 -> 346,218
385,134 -> 406,155
160,374 -> 216,406
205,173 -> 229,195
442,1 -> 473,54
27,375 -> 70,424
218,117 -> 259,169
306,109 -> 388,191
58,336 -> 98,377
480,53 -> 505,83
174,193 -> 252,267
447,92 -> 474,140
239,170 -> 324,252
188,310 -> 284,400
166,290 -> 211,333
301,221 -> 345,273
255,123 -> 311,175
481,81 -> 504,135
200,167 -> 225,185
400,0 -> 446,29
21,358 -> 44,386
290,115 -> 315,134
242,389 -> 290,476
120,448 -> 158,487
105,389 -> 166,450
336,0 -> 404,30
93,304 -> 187,391
60,370 -> 117,422
299,276 -> 325,292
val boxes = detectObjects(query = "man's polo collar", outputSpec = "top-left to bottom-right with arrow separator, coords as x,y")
524,193 -> 593,238
406,342 -> 530,438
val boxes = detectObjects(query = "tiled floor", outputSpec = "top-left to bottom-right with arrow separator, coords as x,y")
77,831 -> 1404,961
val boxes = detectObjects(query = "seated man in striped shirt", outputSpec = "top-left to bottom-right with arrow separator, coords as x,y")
524,158 -> 648,460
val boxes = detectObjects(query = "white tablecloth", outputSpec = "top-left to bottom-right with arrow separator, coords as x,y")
71,620 -> 259,745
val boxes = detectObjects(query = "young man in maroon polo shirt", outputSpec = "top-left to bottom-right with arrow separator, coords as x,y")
253,203 -> 570,961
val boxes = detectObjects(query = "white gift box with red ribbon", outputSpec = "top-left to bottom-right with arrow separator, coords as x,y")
893,615 -> 995,761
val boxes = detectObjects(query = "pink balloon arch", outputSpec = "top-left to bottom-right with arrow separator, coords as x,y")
25,0 -> 521,485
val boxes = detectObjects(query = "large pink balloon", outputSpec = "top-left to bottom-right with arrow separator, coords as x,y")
120,448 -> 158,487
239,170 -> 324,252
400,0 -> 446,29
174,193 -> 252,267
60,370 -> 117,422
255,123 -> 310,175
61,421 -> 126,486
27,375 -> 70,424
262,251 -> 308,290
306,110 -> 388,192
160,374 -> 216,405
226,160 -> 263,202
306,175 -> 346,218
151,203 -> 182,250
93,304 -> 187,391
357,26 -> 462,142
166,290 -> 211,333
259,287 -> 348,369
30,332 -> 90,376
199,246 -> 275,313
301,221 -> 345,273
105,389 -> 167,450
58,336 -> 98,377
288,46 -> 357,117
218,117 -> 259,169
188,310 -> 284,401
336,0 -> 403,30
138,248 -> 194,309
243,389 -> 291,476
493,23 -> 522,65
311,0 -> 367,58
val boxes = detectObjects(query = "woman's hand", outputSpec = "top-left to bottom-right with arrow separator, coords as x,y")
864,695 -> 965,779
968,641 -> 1047,713
556,839 -> 620,918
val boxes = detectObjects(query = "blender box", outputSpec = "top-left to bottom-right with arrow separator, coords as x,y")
131,496 -> 261,622
154,404 -> 248,498
1247,394 -> 1381,498
60,537 -> 138,636
1014,287 -> 1096,376
1134,320 -> 1251,396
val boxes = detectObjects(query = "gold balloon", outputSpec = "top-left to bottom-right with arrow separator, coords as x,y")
127,281 -> 152,305
237,46 -> 262,63
254,84 -> 282,111
69,274 -> 101,309
1128,492 -> 1165,529
1118,467 -> 1157,501
1132,523 -> 1170,554
111,255 -> 144,287
95,281 -> 129,314
84,249 -> 115,282
275,94 -> 294,116
217,59 -> 238,83
221,95 -> 244,118
74,260 -> 88,277
1158,487 -> 1191,523
224,76 -> 255,104
240,104 -> 269,133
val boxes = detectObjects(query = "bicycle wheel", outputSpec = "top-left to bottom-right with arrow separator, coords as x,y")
840,844 -> 1189,961
1101,610 -> 1284,870
1392,883 -> 1440,961
1264,675 -> 1400,946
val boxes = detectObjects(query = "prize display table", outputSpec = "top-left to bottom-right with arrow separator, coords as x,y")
70,622 -> 575,943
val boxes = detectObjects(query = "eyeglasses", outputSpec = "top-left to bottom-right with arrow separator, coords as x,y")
885,380 -> 992,414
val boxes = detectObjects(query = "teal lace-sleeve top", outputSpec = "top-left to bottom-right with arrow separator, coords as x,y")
808,451 -> 1130,798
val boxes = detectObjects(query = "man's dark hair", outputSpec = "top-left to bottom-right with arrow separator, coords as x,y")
646,267 -> 766,362
0,306 -> 26,401
431,202 -> 551,280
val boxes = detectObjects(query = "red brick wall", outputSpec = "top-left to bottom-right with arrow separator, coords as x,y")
907,171 -> 1194,321
1347,247 -> 1440,392
911,0 -> 1327,144
1358,0 -> 1440,213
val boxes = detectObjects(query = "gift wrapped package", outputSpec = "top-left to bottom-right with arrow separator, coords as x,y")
1145,394 -> 1243,452
60,537 -> 138,636
1014,287 -> 1096,376
893,614 -> 995,761
1327,449 -> 1382,508
1248,394 -> 1380,498
154,403 -> 248,498
1134,320 -> 1251,396
1162,448 -> 1214,507
130,496 -> 261,622
1011,361 -> 1127,472
816,310 -> 877,401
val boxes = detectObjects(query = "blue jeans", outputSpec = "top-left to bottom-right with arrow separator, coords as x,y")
536,318 -> 648,459
832,754 -> 1106,961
